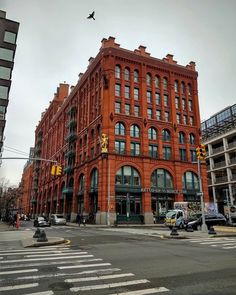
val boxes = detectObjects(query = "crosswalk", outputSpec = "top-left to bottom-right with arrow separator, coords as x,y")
186,237 -> 236,250
0,245 -> 169,295
24,225 -> 76,231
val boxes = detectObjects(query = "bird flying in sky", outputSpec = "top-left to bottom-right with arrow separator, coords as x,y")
87,11 -> 95,20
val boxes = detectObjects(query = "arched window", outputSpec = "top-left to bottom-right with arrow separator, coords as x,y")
155,76 -> 160,88
148,127 -> 157,140
189,133 -> 195,145
115,122 -> 125,135
174,80 -> 179,92
115,65 -> 121,79
181,82 -> 185,94
163,77 -> 168,90
90,168 -> 98,188
134,70 -> 139,83
115,166 -> 140,186
178,131 -> 185,144
146,73 -> 152,86
78,174 -> 85,191
124,68 -> 130,81
182,171 -> 199,190
151,169 -> 173,188
187,83 -> 192,95
162,129 -> 171,141
130,124 -> 140,138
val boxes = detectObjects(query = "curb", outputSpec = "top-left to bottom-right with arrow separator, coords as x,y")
22,238 -> 66,248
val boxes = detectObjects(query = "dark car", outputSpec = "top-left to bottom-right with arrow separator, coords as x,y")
33,216 -> 51,227
186,213 -> 226,230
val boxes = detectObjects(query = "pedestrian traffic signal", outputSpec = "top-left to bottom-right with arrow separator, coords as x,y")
196,144 -> 206,160
51,165 -> 56,176
56,165 -> 62,176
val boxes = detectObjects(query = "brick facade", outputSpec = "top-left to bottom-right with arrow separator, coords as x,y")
30,37 -> 209,224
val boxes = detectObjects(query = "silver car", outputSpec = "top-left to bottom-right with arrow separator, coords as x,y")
50,214 -> 66,225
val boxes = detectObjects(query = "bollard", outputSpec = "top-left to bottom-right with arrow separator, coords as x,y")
170,227 -> 179,236
33,228 -> 41,238
186,225 -> 194,232
208,226 -> 216,235
37,229 -> 48,242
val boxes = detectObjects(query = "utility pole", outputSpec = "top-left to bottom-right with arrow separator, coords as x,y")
196,144 -> 208,232
225,188 -> 232,225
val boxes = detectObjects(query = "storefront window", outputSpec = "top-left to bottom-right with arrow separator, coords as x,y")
151,169 -> 173,188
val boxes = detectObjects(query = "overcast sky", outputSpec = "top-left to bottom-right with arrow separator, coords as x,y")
0,0 -> 235,186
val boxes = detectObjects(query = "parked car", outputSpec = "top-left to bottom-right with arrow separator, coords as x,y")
33,216 -> 51,227
50,214 -> 66,225
185,213 -> 226,230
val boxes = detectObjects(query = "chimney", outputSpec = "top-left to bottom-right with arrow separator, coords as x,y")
186,61 -> 196,71
162,54 -> 177,64
134,45 -> 150,57
101,36 -> 120,49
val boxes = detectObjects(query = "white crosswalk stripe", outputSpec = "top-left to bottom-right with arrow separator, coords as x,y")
1,244 -> 169,294
187,237 -> 236,250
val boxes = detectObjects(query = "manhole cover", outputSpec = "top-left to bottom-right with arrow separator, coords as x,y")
49,282 -> 73,291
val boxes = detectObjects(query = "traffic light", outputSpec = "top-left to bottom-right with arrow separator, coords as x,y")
196,144 -> 206,160
51,165 -> 56,176
56,165 -> 62,176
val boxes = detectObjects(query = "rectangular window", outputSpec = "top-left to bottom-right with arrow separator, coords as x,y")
188,100 -> 193,111
0,86 -> 9,100
147,91 -> 152,103
125,104 -> 130,115
163,146 -> 171,160
115,141 -> 126,154
190,150 -> 197,162
175,97 -> 179,109
0,66 -> 11,79
115,102 -> 121,113
131,142 -> 140,156
91,147 -> 94,159
179,148 -> 187,161
134,105 -> 140,117
155,93 -> 160,105
0,48 -> 14,62
134,88 -> 139,100
164,95 -> 168,106
182,98 -> 186,110
176,113 -> 181,124
115,84 -> 121,96
190,116 -> 194,126
125,86 -> 130,99
156,110 -> 161,120
147,108 -> 152,119
149,145 -> 158,158
165,111 -> 169,122
0,106 -> 6,114
183,115 -> 187,125
4,31 -> 17,44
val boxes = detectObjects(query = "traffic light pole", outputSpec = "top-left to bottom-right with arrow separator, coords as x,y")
197,158 -> 208,232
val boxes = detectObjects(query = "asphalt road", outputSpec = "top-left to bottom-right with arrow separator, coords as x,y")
0,221 -> 236,295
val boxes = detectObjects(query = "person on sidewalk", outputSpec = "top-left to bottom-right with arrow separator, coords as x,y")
76,213 -> 81,227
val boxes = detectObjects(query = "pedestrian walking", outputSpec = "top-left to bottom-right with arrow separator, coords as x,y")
76,213 -> 81,227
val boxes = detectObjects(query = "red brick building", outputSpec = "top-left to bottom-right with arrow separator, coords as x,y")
19,162 -> 33,215
30,37 -> 209,224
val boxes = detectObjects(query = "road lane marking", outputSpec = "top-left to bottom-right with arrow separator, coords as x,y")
0,250 -> 69,256
223,245 -> 236,249
24,252 -> 87,257
109,287 -> 170,294
22,291 -> 54,295
200,240 -> 236,245
0,269 -> 38,275
0,256 -> 94,269
0,283 -> 38,292
70,279 -> 150,292
0,254 -> 88,263
58,262 -> 111,269
15,268 -> 121,281
65,273 -> 134,283
189,238 -> 234,243
0,247 -> 69,253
